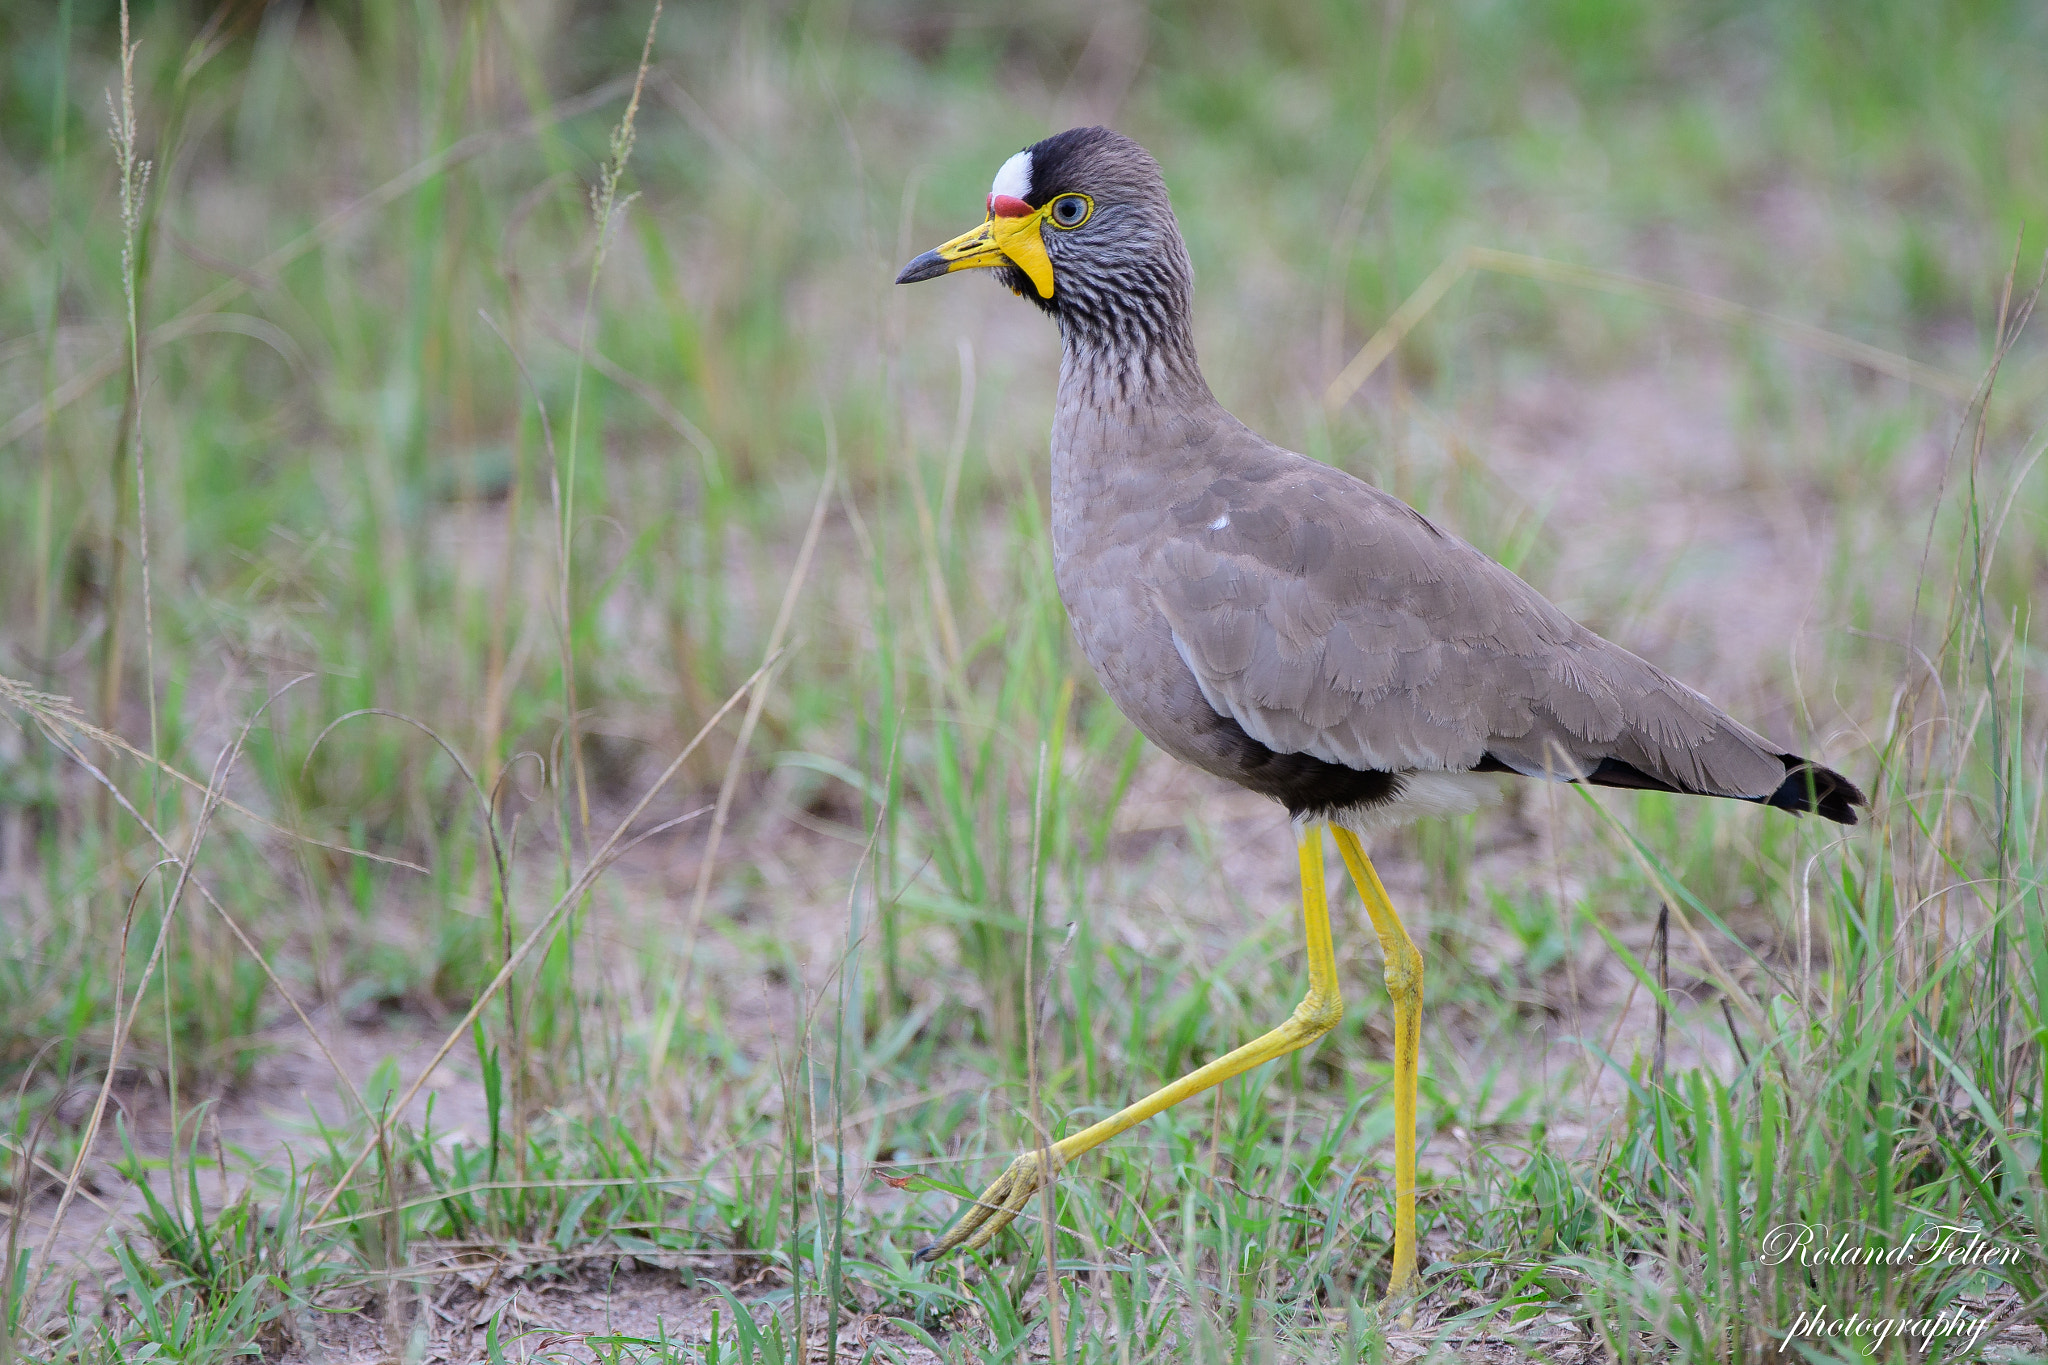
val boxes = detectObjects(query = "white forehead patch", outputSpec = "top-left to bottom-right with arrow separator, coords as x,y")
990,150 -> 1033,201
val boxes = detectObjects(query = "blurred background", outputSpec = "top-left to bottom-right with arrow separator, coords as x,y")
2,0 -> 2046,1359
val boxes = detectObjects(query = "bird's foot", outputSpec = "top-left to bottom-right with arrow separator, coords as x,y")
915,1147 -> 1062,1261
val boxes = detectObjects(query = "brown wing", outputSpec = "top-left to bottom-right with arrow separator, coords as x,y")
1147,438 -> 1796,802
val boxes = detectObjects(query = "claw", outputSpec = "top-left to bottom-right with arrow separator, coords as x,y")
915,1147 -> 1062,1261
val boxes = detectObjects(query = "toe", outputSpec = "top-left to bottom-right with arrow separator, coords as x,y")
960,1183 -> 1023,1252
917,1163 -> 1022,1261
962,1153 -> 1048,1254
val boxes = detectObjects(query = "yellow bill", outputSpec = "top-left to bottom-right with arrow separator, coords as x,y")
896,199 -> 1055,300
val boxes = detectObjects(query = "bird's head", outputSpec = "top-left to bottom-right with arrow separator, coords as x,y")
896,127 -> 1193,341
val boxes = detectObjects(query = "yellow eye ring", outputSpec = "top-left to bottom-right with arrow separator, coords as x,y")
1047,193 -> 1093,230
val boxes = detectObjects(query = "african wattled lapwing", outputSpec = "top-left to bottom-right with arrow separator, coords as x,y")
896,126 -> 1861,1294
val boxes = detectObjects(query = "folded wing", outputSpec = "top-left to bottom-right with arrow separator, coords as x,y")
1150,439 -> 1856,820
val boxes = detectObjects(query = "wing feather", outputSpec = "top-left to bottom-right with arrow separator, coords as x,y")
1150,441 -> 1792,800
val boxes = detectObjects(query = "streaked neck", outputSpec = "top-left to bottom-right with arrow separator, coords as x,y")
1056,328 -> 1211,413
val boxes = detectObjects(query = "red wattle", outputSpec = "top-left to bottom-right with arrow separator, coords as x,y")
988,194 -> 1033,218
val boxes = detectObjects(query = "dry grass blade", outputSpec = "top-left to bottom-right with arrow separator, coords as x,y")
535,321 -> 719,470
673,449 -> 837,1003
16,686 -> 371,1150
1323,245 -> 1978,410
28,694 -> 267,1299
1,1136 -> 114,1217
0,673 -> 427,872
307,649 -> 783,1226
105,0 -> 156,768
556,0 -> 663,843
1025,734 -> 1063,1361
301,706 -> 517,930
302,1174 -> 718,1234
1575,787 -> 1776,1036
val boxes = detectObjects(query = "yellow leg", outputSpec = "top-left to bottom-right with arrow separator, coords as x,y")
917,824 -> 1344,1260
1330,826 -> 1422,1297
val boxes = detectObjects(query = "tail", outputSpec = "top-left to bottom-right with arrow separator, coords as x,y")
1563,750 -> 1866,825
1762,755 -> 1864,825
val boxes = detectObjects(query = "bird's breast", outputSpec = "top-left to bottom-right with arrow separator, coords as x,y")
1049,438 -> 1254,782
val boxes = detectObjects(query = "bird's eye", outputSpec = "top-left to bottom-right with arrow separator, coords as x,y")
1050,194 -> 1091,228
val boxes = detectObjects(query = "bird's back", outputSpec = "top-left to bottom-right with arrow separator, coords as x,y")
1052,400 -> 1859,825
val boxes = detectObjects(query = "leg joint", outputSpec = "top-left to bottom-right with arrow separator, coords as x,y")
1292,988 -> 1343,1035
1381,941 -> 1423,1002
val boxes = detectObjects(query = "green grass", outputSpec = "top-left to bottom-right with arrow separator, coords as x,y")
2,0 -> 2047,1360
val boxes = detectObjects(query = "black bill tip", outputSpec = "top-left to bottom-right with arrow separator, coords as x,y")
913,1242 -> 943,1262
895,249 -> 950,285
